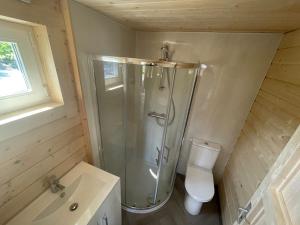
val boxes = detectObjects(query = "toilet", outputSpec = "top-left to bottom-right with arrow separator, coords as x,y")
184,138 -> 221,215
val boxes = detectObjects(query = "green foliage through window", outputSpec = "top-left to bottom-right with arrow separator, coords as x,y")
0,41 -> 17,70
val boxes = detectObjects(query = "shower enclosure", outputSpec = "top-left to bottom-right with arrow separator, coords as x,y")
91,54 -> 199,212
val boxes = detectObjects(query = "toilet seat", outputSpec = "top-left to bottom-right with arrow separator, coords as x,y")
185,165 -> 215,202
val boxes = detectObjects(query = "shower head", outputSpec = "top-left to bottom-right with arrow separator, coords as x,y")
160,44 -> 169,61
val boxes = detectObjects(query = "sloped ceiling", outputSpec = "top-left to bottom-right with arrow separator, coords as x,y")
75,0 -> 300,32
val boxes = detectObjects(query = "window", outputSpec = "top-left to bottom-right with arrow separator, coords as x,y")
0,41 -> 31,97
0,19 -> 62,120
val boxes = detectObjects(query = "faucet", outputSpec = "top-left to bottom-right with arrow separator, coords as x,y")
47,175 -> 65,193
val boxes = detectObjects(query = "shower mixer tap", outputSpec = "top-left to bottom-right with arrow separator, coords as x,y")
148,112 -> 166,120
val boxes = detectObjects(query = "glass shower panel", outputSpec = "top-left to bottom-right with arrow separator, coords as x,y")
93,60 -> 126,201
156,68 -> 196,203
124,65 -> 173,208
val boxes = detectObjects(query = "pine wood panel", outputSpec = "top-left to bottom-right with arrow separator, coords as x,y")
61,0 -> 94,164
0,115 -> 81,165
279,30 -> 300,49
221,170 -> 239,224
219,29 -> 300,225
0,1 -> 87,224
273,47 -> 300,64
0,125 -> 83,186
75,0 -> 300,32
267,64 -> 300,85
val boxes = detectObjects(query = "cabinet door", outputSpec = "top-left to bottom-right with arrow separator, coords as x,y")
101,183 -> 121,225
93,182 -> 121,225
87,214 -> 99,225
96,205 -> 106,225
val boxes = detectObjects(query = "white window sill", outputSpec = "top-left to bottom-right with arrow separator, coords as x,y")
0,101 -> 74,142
0,102 -> 63,126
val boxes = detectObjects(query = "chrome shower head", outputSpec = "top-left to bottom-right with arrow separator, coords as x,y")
160,44 -> 169,61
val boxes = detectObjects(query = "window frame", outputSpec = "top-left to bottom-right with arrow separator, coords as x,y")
0,20 -> 51,115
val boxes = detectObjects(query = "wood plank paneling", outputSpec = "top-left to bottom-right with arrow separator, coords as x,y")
0,1 -> 87,224
75,0 -> 300,32
0,125 -> 83,186
279,30 -> 300,49
0,116 -> 81,165
267,64 -> 300,85
219,29 -> 300,225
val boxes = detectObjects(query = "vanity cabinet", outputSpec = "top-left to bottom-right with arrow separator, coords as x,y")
88,182 -> 121,225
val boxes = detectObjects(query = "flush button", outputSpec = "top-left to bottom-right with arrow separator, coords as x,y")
69,202 -> 79,211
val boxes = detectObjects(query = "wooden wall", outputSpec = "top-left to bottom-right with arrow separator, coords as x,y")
0,1 -> 87,224
219,29 -> 300,225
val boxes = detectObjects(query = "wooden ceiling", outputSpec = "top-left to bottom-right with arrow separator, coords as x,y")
75,0 -> 300,32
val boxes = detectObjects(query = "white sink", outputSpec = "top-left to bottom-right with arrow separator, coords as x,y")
7,162 -> 119,225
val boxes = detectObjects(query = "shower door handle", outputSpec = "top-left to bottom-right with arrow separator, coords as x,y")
148,112 -> 166,120
155,146 -> 171,167
163,145 -> 170,163
101,215 -> 108,225
155,147 -> 161,167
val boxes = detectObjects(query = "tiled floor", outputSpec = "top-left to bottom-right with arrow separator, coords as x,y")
122,174 -> 222,225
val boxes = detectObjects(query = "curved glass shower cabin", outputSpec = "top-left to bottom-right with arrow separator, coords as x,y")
92,55 -> 199,212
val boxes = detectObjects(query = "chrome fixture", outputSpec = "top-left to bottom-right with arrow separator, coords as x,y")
97,56 -> 199,69
147,111 -> 166,120
155,145 -> 171,166
160,44 -> 169,61
153,64 -> 177,203
47,175 -> 65,193
238,202 -> 252,224
154,44 -> 176,126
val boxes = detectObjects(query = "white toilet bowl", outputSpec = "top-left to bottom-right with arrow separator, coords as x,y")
184,165 -> 214,215
184,193 -> 203,215
184,138 -> 220,215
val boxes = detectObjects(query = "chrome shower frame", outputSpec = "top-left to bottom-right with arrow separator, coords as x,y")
91,55 -> 201,213
97,55 -> 199,69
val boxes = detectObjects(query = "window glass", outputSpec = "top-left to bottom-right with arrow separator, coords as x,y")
0,41 -> 31,98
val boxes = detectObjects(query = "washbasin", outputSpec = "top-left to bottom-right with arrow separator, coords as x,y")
33,173 -> 105,224
34,175 -> 84,222
7,162 -> 119,225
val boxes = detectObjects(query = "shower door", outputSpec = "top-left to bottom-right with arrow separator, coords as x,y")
93,58 -> 197,211
153,67 -> 196,206
123,64 -> 171,208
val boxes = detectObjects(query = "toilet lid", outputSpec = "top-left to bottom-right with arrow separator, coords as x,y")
185,165 -> 215,202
